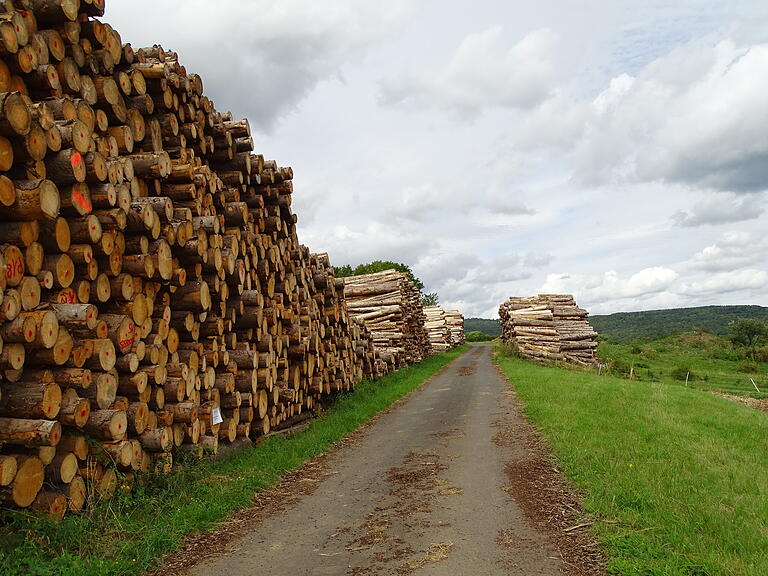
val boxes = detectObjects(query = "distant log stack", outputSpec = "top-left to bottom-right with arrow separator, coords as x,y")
498,295 -> 597,365
0,0 -> 385,517
422,306 -> 464,353
423,306 -> 452,352
444,309 -> 465,346
343,270 -> 430,369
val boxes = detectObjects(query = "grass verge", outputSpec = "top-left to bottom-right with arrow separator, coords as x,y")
0,344 -> 467,576
494,346 -> 768,576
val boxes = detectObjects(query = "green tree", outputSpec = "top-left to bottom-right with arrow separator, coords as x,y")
334,264 -> 354,277
729,318 -> 768,352
421,292 -> 439,306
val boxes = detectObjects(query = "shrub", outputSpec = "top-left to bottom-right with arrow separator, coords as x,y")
642,348 -> 658,360
756,347 -> 768,363
738,360 -> 759,374
610,359 -> 633,378
465,331 -> 494,342
497,339 -> 523,359
729,318 -> 768,349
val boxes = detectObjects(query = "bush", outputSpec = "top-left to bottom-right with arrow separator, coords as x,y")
465,331 -> 494,342
642,348 -> 658,360
496,339 -> 523,359
729,318 -> 768,349
610,359 -> 633,378
738,360 -> 759,374
756,347 -> 768,363
706,345 -> 746,362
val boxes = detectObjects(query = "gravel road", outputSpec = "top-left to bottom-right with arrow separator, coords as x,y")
185,344 -> 567,575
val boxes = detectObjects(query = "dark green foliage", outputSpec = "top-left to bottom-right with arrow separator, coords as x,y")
590,305 -> 768,343
333,264 -> 354,277
421,292 -> 439,306
463,317 -> 501,337
729,318 -> 768,349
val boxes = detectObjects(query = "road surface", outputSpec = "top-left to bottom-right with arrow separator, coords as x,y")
189,344 -> 564,575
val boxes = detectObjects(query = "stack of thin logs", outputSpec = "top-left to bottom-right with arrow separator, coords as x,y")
422,305 -> 453,353
444,309 -> 464,347
0,0 -> 382,518
343,270 -> 430,369
498,294 -> 597,365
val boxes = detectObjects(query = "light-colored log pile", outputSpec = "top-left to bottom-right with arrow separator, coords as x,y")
498,294 -> 597,365
422,305 -> 464,353
444,309 -> 464,346
343,270 -> 430,369
0,0 -> 382,518
423,306 -> 451,352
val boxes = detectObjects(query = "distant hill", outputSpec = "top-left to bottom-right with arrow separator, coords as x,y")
464,317 -> 501,336
589,305 -> 768,343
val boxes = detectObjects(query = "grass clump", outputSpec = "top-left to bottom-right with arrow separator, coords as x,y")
495,350 -> 768,576
0,345 -> 467,576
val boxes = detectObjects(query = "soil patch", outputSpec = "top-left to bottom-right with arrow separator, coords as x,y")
711,391 -> 768,414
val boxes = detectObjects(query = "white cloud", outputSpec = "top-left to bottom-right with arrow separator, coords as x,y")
672,192 -> 765,227
689,232 -> 767,272
108,0 -> 411,131
304,221 -> 433,267
380,27 -> 557,116
573,39 -> 768,192
680,269 -> 768,295
541,267 -> 679,304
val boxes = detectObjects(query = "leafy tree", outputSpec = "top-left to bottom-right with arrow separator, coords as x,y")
421,292 -> 439,306
729,318 -> 768,350
333,264 -> 354,278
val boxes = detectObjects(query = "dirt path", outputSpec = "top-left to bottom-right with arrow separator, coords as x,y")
166,344 -> 601,575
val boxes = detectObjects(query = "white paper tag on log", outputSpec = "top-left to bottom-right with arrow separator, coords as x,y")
212,407 -> 223,425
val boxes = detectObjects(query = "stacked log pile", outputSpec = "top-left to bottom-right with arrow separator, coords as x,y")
423,306 -> 464,352
423,306 -> 451,352
444,309 -> 464,346
343,270 -> 429,369
0,0 -> 381,518
498,295 -> 597,365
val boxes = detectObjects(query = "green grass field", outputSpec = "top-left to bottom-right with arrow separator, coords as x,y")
597,331 -> 768,397
495,344 -> 768,576
0,345 -> 467,576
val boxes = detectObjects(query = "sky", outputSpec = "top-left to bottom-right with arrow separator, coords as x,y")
108,0 -> 768,318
